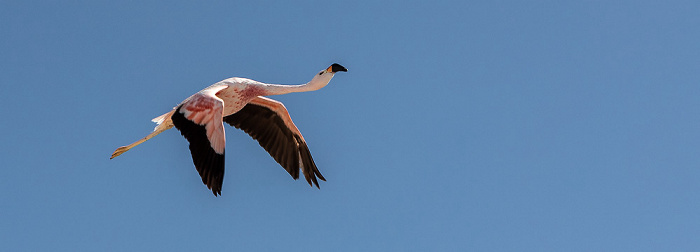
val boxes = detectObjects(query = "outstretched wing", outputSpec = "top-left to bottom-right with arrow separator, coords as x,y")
223,96 -> 325,188
171,91 -> 226,196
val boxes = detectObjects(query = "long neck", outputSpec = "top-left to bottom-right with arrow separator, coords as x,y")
260,73 -> 334,96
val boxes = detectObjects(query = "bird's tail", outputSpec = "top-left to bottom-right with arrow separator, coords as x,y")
151,109 -> 176,131
152,109 -> 175,127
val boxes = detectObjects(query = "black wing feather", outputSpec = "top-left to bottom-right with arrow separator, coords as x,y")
223,103 -> 325,188
171,105 -> 225,196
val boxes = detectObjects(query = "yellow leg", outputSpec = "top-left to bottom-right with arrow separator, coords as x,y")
111,110 -> 175,159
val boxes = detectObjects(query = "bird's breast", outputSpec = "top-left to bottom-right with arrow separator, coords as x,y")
217,84 -> 266,116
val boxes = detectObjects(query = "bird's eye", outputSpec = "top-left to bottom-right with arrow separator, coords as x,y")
318,71 -> 324,76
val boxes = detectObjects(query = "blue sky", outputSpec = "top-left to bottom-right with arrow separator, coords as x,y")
2,1 -> 700,251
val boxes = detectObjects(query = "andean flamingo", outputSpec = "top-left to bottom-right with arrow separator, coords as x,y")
111,63 -> 347,196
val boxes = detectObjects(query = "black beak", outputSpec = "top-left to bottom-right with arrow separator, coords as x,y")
330,63 -> 348,73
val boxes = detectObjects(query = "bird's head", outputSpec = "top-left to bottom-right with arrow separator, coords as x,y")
327,63 -> 348,73
308,63 -> 347,90
317,63 -> 347,76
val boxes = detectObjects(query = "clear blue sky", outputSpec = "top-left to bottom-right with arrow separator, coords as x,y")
2,1 -> 700,251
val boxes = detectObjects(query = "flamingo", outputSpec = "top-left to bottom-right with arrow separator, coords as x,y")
111,63 -> 347,196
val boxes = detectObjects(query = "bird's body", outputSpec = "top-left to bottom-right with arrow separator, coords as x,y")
111,64 -> 347,196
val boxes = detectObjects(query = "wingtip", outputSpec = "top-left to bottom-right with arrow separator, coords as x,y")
211,187 -> 222,196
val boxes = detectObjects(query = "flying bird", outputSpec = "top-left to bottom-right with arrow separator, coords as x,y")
111,63 -> 347,196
